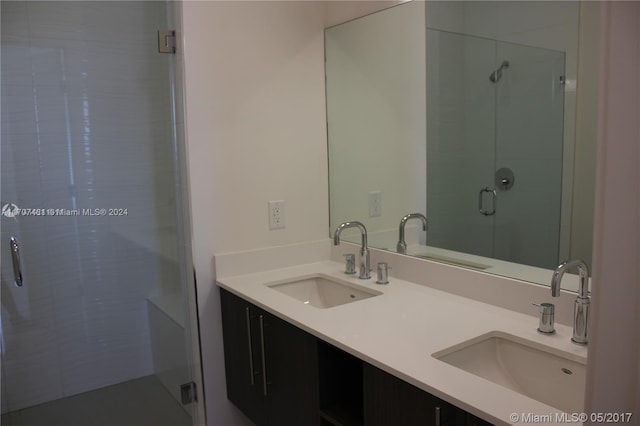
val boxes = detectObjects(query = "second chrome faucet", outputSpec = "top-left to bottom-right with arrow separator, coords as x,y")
551,259 -> 590,345
334,221 -> 371,279
397,213 -> 428,254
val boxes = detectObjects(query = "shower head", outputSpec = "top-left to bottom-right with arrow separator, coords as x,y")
489,60 -> 510,83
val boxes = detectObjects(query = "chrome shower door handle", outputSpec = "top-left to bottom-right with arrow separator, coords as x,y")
478,187 -> 497,216
9,236 -> 23,286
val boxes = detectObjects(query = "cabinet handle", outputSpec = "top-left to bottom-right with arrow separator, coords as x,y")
259,315 -> 268,396
435,406 -> 441,426
245,307 -> 255,385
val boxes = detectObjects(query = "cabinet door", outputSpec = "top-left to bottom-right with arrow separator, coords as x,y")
220,289 -> 266,424
363,363 -> 459,426
262,313 -> 320,426
463,415 -> 494,426
220,288 -> 320,426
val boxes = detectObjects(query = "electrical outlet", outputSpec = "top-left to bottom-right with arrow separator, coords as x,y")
268,200 -> 285,230
368,191 -> 382,217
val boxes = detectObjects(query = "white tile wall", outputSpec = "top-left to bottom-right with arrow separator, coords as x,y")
181,2 -> 328,423
1,1 -> 184,413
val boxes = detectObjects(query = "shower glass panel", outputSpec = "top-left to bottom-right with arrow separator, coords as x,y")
1,2 -> 200,425
493,41 -> 565,269
426,29 -> 565,269
426,30 -> 497,258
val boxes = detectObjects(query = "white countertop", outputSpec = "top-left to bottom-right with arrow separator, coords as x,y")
216,259 -> 588,426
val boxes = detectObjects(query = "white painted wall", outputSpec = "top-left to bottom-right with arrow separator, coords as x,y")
585,1 -> 640,418
325,1 -> 403,28
570,2 -> 600,268
326,1 -> 426,249
180,1 -> 328,424
183,1 -> 328,255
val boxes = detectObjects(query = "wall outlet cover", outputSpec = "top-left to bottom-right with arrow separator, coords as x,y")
268,200 -> 285,230
368,191 -> 382,217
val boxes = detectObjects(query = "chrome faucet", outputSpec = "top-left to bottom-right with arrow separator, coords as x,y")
334,221 -> 371,279
550,259 -> 590,345
397,213 -> 428,254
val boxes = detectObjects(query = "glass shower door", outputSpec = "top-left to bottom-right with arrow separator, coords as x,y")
426,29 -> 566,269
493,41 -> 565,269
426,29 -> 497,258
1,2 -> 201,425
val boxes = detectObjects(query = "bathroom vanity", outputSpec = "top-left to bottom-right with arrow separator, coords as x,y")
216,244 -> 588,426
220,287 -> 490,426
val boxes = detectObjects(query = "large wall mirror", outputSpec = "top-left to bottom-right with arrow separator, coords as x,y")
326,1 -> 599,289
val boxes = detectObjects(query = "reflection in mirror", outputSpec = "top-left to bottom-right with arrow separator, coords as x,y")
427,29 -> 565,270
326,1 -> 599,289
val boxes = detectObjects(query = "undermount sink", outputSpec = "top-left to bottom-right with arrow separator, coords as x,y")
266,274 -> 381,309
432,331 -> 586,413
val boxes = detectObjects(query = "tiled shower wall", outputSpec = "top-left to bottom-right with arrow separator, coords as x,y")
1,1 -> 181,412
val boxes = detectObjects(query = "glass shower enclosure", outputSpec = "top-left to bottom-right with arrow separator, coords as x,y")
426,29 -> 566,269
1,2 -> 202,425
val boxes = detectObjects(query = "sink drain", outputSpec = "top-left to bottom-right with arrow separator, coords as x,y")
561,367 -> 573,375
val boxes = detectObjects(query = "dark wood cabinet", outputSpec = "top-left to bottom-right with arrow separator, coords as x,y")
220,288 -> 319,426
262,311 -> 319,426
220,287 -> 493,426
220,287 -> 265,422
363,364 -> 492,426
364,363 -> 458,425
